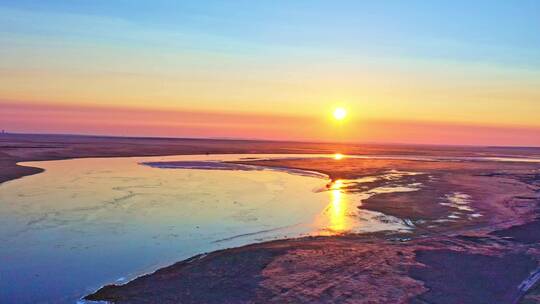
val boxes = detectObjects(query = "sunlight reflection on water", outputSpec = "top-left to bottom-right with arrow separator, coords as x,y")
329,180 -> 347,233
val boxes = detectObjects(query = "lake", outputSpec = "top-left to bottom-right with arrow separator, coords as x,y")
0,154 -> 412,303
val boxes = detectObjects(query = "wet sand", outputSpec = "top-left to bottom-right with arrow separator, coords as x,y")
2,133 -> 540,303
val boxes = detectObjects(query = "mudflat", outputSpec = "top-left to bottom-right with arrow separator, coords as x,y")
88,156 -> 540,304
2,133 -> 540,303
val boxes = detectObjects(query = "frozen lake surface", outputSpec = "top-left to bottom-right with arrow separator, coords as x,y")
0,154 -> 416,303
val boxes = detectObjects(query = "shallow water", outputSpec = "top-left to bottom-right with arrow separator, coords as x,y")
0,154 -> 413,304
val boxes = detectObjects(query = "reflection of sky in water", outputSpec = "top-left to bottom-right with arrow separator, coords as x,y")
438,192 -> 483,221
0,154 -> 413,303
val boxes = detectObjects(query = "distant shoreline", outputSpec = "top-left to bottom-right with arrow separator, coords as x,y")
2,133 -> 539,186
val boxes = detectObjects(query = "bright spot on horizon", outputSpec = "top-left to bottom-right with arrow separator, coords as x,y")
333,107 -> 347,120
334,153 -> 344,160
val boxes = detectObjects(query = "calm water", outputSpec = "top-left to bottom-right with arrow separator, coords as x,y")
0,154 -> 414,303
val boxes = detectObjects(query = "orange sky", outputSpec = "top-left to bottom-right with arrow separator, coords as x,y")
3,101 -> 539,146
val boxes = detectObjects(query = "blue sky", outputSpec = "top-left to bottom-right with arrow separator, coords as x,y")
2,0 -> 539,67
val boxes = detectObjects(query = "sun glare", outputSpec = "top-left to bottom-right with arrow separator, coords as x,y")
333,107 -> 347,120
334,153 -> 344,160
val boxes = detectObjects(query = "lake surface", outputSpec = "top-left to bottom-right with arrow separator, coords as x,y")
0,154 -> 414,303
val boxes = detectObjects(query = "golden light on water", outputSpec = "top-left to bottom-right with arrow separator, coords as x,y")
333,107 -> 347,120
327,179 -> 348,233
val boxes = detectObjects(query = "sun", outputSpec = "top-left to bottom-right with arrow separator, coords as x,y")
333,107 -> 347,120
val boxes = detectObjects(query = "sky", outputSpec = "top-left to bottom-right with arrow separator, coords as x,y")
1,0 -> 539,146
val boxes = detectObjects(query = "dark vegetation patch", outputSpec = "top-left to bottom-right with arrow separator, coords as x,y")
143,161 -> 259,171
478,172 -> 540,188
0,161 -> 44,184
85,247 -> 286,304
361,185 -> 449,221
410,249 -> 536,304
491,219 -> 540,244
455,235 -> 494,245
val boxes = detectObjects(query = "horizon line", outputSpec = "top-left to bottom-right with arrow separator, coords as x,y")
2,131 -> 540,149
